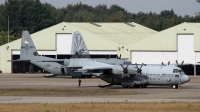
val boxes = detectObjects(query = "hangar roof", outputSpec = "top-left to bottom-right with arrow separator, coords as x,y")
0,22 -> 157,51
188,23 -> 200,29
126,22 -> 200,51
78,22 -> 157,45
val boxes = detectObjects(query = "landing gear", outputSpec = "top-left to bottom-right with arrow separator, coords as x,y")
134,85 -> 140,88
141,85 -> 147,88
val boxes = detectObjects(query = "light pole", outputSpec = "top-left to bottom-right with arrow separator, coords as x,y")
8,15 -> 9,43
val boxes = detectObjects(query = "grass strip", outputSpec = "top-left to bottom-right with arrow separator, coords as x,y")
0,89 -> 134,96
0,102 -> 200,112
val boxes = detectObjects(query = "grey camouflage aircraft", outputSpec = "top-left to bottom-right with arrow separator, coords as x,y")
8,31 -> 129,78
9,31 -> 190,88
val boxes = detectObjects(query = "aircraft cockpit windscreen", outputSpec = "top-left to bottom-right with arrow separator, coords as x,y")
173,69 -> 179,73
173,69 -> 185,75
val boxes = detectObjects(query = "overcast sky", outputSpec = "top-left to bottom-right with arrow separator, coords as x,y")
1,0 -> 200,16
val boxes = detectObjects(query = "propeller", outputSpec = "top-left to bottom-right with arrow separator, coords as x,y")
135,63 -> 144,75
105,55 -> 111,59
175,60 -> 184,67
120,64 -> 130,79
117,54 -> 121,59
161,61 -> 170,66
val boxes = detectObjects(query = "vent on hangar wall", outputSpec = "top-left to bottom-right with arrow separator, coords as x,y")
90,22 -> 101,27
124,22 -> 135,27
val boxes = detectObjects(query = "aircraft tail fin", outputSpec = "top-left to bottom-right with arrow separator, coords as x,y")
20,30 -> 39,60
71,31 -> 90,58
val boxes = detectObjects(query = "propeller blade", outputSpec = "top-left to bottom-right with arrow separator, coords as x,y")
135,63 -> 139,69
176,60 -> 178,65
140,63 -> 144,69
181,61 -> 184,66
168,61 -> 170,65
119,54 -> 121,59
126,64 -> 128,69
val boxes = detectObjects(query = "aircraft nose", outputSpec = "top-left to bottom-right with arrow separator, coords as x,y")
181,75 -> 190,84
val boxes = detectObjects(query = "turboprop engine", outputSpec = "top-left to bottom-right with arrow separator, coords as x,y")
112,64 -> 137,79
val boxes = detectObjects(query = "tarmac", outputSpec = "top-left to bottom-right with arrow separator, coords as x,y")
0,73 -> 199,103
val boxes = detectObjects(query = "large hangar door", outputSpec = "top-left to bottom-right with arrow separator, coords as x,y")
178,34 -> 195,75
56,34 -> 72,54
131,52 -> 177,64
178,35 -> 195,64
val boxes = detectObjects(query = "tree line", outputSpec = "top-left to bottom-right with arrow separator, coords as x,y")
0,0 -> 200,45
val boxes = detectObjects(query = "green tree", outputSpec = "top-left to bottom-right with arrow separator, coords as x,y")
0,30 -> 14,46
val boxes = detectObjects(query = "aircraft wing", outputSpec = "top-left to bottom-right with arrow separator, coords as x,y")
74,67 -> 112,74
53,65 -> 82,69
31,59 -> 65,62
7,59 -> 30,62
76,67 -> 112,71
73,67 -> 112,77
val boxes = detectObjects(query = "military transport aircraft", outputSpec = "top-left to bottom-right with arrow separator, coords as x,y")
8,31 -> 129,77
9,31 -> 190,89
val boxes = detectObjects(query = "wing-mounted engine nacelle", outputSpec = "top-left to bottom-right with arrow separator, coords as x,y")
112,66 -> 123,75
64,59 -> 70,66
128,67 -> 138,75
111,65 -> 137,78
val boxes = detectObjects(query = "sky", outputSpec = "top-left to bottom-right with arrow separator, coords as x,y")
1,0 -> 200,16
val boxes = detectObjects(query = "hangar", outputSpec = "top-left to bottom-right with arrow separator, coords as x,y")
0,22 -> 157,73
0,22 -> 200,75
125,22 -> 200,76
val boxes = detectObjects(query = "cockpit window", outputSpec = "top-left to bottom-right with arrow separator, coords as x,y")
173,69 -> 179,73
175,75 -> 179,78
